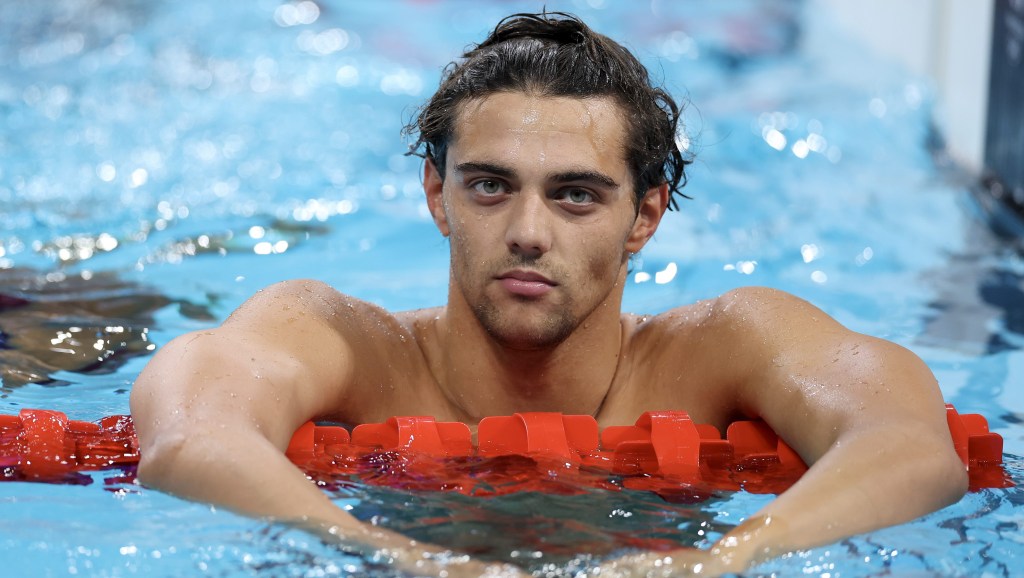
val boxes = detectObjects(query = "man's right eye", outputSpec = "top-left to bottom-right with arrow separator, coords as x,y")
472,180 -> 505,195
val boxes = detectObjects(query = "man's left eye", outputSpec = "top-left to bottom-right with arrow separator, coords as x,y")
562,189 -> 594,204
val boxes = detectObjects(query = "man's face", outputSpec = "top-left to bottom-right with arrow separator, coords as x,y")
426,92 -> 664,350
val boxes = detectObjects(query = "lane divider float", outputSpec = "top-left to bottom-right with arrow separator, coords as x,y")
1,405 -> 1010,495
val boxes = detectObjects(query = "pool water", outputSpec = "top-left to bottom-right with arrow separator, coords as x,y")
2,0 -> 1022,576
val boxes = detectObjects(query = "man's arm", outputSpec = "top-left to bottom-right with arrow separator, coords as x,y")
711,288 -> 967,570
129,279 -> 519,577
604,286 -> 968,576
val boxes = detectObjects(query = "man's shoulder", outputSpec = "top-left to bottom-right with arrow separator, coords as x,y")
245,281 -> 449,358
616,287 -> 828,402
392,306 -> 445,327
620,298 -> 714,355
240,279 -> 416,332
624,286 -> 815,343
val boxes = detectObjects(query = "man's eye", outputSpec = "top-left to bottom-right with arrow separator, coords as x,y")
472,180 -> 504,195
561,188 -> 594,204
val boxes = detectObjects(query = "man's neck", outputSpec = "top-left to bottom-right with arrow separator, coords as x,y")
435,287 -> 627,422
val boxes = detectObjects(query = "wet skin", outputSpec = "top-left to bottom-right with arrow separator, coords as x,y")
131,91 -> 968,576
405,92 -> 680,426
433,93 -> 643,350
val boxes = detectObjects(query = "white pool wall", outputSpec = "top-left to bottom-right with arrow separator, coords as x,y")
811,0 -> 994,174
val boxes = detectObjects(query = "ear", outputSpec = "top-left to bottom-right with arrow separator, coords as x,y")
625,183 -> 669,253
423,158 -> 450,237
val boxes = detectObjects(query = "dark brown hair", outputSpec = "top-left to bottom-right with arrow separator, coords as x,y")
404,11 -> 692,209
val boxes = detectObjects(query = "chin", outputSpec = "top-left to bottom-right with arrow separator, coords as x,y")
476,305 -> 576,350
494,332 -> 566,351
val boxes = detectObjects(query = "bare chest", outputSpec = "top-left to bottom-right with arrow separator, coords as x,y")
595,320 -> 742,431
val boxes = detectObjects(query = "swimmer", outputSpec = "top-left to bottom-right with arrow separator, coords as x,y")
129,12 -> 968,577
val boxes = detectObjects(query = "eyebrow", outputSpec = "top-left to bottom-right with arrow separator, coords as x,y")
551,170 -> 620,189
454,162 -> 620,189
454,161 -> 515,179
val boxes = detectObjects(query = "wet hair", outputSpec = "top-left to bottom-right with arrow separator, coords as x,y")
403,11 -> 692,210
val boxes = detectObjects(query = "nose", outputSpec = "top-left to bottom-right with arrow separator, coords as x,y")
504,191 -> 552,258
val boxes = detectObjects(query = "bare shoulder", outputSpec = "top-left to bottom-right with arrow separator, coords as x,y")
705,286 -> 844,334
623,286 -> 812,346
636,286 -> 845,343
673,286 -> 864,376
184,279 -> 399,381
613,287 -> 855,425
227,278 -> 382,327
224,279 -> 421,347
392,306 -> 445,331
225,280 -> 438,418
247,277 -> 431,348
685,287 -> 937,417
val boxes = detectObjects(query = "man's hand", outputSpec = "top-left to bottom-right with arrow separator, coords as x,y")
298,517 -> 527,577
594,548 -> 721,577
593,516 -> 783,577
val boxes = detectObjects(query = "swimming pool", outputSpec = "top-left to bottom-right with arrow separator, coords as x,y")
1,0 -> 1021,576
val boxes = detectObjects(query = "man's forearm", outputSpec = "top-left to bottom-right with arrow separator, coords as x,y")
136,424 -> 525,577
597,424 -> 967,577
704,424 -> 968,572
137,425 -> 364,536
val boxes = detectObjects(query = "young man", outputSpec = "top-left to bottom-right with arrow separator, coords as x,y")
130,12 -> 967,577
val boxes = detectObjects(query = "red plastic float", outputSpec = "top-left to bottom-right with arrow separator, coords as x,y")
0,405 -> 1011,495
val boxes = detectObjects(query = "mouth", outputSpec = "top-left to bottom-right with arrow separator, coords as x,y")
496,269 -> 557,298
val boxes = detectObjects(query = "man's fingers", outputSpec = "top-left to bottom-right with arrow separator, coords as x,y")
593,548 -> 718,577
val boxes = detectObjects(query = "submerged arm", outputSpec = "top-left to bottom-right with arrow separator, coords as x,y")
129,280 -> 518,577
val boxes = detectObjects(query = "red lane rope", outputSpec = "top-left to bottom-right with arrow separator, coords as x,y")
0,405 -> 1010,494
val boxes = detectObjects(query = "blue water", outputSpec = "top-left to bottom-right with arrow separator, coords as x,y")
2,0 -> 1022,576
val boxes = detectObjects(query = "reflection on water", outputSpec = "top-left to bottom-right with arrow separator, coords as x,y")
346,484 -> 724,571
0,268 -> 211,388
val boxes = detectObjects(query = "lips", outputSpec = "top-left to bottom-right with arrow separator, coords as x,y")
496,269 -> 556,298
